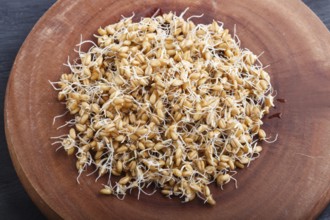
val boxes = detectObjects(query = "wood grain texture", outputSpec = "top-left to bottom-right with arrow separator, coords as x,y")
0,1 -> 55,219
2,0 -> 330,219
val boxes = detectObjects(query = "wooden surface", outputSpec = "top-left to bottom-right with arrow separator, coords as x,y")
1,0 -> 330,219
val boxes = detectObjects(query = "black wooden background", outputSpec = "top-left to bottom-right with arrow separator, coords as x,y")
0,0 -> 329,219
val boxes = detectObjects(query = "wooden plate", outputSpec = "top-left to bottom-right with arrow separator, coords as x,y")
5,0 -> 330,219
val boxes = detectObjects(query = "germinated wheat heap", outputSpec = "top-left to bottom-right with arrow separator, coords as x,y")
53,11 -> 275,205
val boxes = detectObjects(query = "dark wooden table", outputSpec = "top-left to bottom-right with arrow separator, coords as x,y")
0,0 -> 329,219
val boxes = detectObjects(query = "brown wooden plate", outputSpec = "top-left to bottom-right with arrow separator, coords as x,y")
5,0 -> 330,219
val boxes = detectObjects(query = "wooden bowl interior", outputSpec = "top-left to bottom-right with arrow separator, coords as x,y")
5,0 -> 330,219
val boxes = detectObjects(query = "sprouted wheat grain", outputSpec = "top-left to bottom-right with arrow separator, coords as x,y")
51,10 -> 276,205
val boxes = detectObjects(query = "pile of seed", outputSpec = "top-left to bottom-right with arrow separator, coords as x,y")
53,11 -> 274,205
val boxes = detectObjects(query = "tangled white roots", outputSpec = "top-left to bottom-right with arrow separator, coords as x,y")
51,10 -> 275,205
